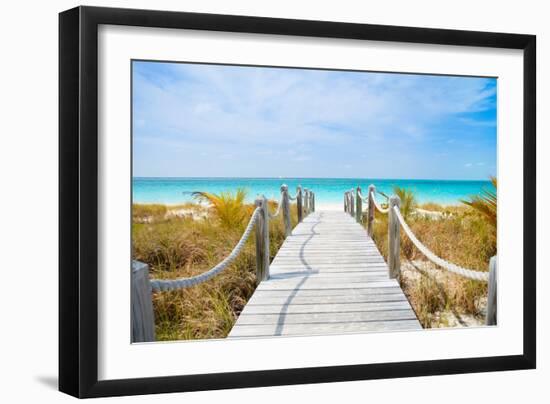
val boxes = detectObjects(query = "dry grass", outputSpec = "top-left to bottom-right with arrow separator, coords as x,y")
132,198 -> 297,341
406,274 -> 445,328
132,204 -> 167,222
369,205 -> 495,328
461,176 -> 497,226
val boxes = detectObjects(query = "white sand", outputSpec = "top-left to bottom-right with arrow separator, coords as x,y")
314,203 -> 345,212
165,208 -> 208,220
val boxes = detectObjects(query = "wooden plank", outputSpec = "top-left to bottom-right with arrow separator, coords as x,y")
256,280 -> 400,290
229,320 -> 422,338
268,270 -> 389,278
270,263 -> 387,269
242,299 -> 411,311
272,252 -> 383,257
228,210 -> 421,338
236,310 -> 417,325
271,264 -> 387,270
249,286 -> 405,297
267,275 -> 391,283
259,278 -> 396,287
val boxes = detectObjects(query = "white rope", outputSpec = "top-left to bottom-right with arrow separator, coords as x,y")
371,191 -> 389,214
393,206 -> 489,281
357,190 -> 369,203
269,194 -> 284,219
150,207 -> 261,291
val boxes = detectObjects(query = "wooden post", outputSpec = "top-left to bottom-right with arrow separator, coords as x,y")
388,195 -> 401,279
281,184 -> 291,237
312,193 -> 315,212
297,186 -> 303,223
356,186 -> 362,223
486,256 -> 497,325
367,185 -> 375,237
131,260 -> 155,342
344,192 -> 348,212
255,196 -> 270,283
349,189 -> 355,217
304,188 -> 309,215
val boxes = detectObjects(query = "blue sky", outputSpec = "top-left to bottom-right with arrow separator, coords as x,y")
132,61 -> 497,180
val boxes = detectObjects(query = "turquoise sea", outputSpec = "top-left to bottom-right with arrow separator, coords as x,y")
133,177 -> 494,206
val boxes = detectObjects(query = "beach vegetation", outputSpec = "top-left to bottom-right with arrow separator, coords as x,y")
461,176 -> 497,227
192,188 -> 251,229
393,186 -> 417,220
132,196 -> 297,340
369,180 -> 497,328
132,203 -> 167,222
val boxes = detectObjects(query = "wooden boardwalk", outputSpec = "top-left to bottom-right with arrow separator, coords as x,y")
229,211 -> 421,338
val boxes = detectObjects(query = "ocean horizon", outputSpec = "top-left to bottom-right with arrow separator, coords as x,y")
132,177 -> 494,206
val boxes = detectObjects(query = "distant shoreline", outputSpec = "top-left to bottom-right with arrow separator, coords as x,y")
133,201 -> 462,211
133,176 -> 493,182
132,177 -> 493,206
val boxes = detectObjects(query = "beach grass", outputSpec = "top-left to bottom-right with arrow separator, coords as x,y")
132,197 -> 297,341
368,186 -> 496,328
133,182 -> 497,337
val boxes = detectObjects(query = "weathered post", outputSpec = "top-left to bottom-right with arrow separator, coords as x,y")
281,184 -> 292,237
356,186 -> 362,223
131,260 -> 155,342
349,189 -> 355,217
344,192 -> 348,212
297,186 -> 303,223
304,188 -> 309,215
367,185 -> 375,237
388,195 -> 401,279
255,196 -> 270,283
311,192 -> 315,212
486,256 -> 497,325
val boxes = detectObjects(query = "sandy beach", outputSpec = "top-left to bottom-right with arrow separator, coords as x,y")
314,203 -> 346,211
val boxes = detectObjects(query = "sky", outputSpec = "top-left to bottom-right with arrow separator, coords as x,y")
132,61 -> 497,180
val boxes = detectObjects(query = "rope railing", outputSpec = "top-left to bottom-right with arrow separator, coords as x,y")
268,194 -> 284,219
357,189 -> 368,202
341,184 -> 497,327
150,207 -> 261,292
132,184 -> 316,341
371,190 -> 389,214
392,206 -> 489,282
149,185 -> 316,292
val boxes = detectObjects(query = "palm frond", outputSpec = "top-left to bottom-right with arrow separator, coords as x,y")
460,176 -> 497,227
393,186 -> 417,220
192,188 -> 250,229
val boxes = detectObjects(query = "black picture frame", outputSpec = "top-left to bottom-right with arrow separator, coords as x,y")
59,5 -> 536,398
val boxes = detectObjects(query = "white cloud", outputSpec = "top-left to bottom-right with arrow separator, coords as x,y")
132,62 -> 497,179
134,64 -> 495,149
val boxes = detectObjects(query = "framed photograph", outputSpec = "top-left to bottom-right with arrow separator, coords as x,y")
59,6 -> 536,398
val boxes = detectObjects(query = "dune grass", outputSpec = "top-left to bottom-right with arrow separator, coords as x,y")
132,191 -> 297,340
368,184 -> 497,327
132,204 -> 167,222
192,188 -> 252,229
